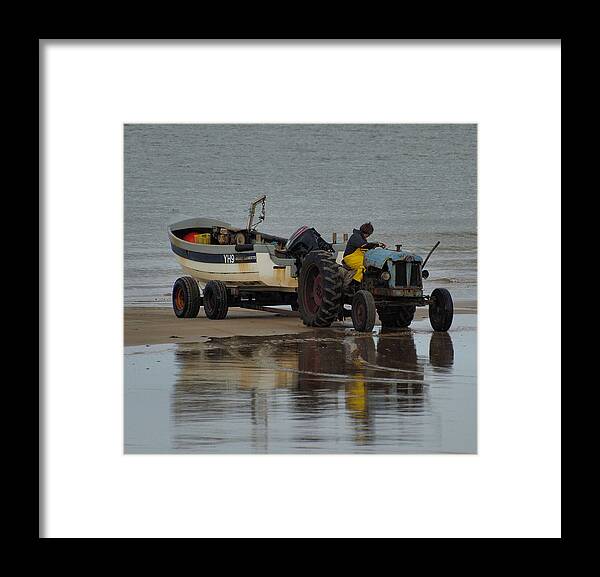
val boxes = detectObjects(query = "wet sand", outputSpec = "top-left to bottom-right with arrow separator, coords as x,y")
125,315 -> 477,454
124,301 -> 477,346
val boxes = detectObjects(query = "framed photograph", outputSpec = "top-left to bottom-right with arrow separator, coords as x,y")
124,123 -> 478,455
41,39 -> 561,538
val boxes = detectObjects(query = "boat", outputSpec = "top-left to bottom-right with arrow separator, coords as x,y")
168,195 -> 344,317
168,195 -> 345,294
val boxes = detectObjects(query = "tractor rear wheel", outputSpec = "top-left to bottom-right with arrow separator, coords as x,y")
203,280 -> 229,320
351,290 -> 376,332
377,305 -> 416,329
429,288 -> 454,332
298,250 -> 342,327
172,276 -> 201,318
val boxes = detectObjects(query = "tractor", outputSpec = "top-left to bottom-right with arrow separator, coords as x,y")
285,227 -> 454,333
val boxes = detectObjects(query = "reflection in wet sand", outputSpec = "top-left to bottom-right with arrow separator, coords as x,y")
168,325 -> 469,453
429,332 -> 455,370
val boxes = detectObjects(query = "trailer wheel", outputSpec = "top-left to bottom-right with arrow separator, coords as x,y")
172,276 -> 201,318
203,280 -> 229,320
429,288 -> 453,332
351,290 -> 376,332
298,250 -> 342,327
377,305 -> 416,329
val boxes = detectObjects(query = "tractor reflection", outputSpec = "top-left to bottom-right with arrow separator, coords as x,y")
171,328 -> 454,450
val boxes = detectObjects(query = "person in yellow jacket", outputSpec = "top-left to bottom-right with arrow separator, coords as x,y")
342,222 -> 386,284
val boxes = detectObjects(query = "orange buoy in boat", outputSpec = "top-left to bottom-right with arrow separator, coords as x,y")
182,231 -> 197,243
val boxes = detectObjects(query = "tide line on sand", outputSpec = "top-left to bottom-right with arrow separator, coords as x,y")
124,300 -> 477,347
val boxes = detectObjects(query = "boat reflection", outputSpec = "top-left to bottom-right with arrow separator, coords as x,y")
170,328 -> 454,452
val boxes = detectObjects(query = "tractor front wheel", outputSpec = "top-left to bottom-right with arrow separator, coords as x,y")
429,288 -> 454,332
351,290 -> 376,332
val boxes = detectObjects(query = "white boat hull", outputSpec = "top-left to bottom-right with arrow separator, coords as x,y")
174,252 -> 298,291
168,216 -> 345,292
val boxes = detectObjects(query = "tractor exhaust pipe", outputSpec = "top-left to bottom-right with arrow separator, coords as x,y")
422,241 -> 440,269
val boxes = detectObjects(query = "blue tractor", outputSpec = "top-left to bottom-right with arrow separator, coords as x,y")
286,227 -> 454,333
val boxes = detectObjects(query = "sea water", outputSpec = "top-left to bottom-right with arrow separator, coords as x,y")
124,124 -> 477,306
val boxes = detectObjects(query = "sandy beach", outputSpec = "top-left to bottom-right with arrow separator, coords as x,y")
124,301 -> 477,346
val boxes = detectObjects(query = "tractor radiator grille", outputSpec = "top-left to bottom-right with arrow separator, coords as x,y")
395,262 -> 422,288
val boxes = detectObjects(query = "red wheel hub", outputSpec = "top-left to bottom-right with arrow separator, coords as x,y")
354,300 -> 366,325
313,274 -> 323,305
302,265 -> 324,315
175,286 -> 185,310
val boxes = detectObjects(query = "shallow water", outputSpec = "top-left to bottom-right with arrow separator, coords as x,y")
125,317 -> 477,454
124,124 -> 477,305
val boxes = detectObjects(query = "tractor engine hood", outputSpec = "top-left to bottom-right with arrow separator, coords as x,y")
364,247 -> 423,269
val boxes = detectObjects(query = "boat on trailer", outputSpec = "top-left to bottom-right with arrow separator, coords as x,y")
168,196 -> 345,317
